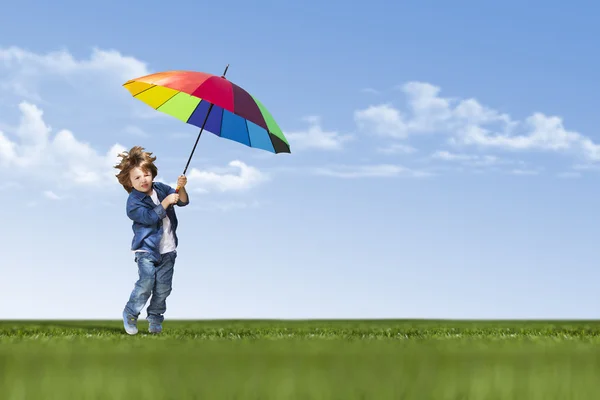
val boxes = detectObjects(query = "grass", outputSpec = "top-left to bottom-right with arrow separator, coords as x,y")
2,319 -> 600,399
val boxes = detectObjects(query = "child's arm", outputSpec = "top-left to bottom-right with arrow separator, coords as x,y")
159,177 -> 189,206
177,185 -> 189,205
127,195 -> 178,225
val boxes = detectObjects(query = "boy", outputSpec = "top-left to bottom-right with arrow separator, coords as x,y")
114,146 -> 189,335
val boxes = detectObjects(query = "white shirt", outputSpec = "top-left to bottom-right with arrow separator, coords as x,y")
133,189 -> 177,255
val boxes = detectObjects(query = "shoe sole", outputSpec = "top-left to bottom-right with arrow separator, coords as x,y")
122,312 -> 138,335
124,327 -> 138,335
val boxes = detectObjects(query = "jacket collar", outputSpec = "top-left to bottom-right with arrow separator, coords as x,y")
130,182 -> 167,202
130,182 -> 157,200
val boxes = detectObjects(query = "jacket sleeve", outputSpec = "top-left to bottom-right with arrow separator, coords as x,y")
159,182 -> 189,207
127,198 -> 167,225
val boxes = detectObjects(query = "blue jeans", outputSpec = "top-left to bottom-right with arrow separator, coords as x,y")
123,250 -> 176,324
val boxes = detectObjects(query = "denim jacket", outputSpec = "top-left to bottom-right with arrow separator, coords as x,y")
126,181 -> 189,262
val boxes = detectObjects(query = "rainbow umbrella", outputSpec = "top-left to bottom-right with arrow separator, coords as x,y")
122,65 -> 290,188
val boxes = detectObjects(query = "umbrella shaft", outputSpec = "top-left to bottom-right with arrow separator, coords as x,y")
182,102 -> 215,176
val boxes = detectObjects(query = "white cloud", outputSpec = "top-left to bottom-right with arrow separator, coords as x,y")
456,113 -> 582,152
376,143 -> 417,154
428,150 -> 535,176
354,104 -> 408,138
0,45 -> 163,124
432,150 -> 483,161
311,164 -> 432,178
193,200 -> 262,212
184,160 -> 268,193
557,171 -> 581,179
0,46 -> 273,197
43,190 -> 61,200
510,168 -> 540,176
0,45 -> 162,192
0,46 -> 150,101
355,81 -> 600,162
0,101 -> 265,195
123,125 -> 149,137
572,163 -> 600,171
0,101 -> 126,189
431,150 -> 504,166
285,116 -> 353,151
0,46 -> 148,76
361,88 -> 380,95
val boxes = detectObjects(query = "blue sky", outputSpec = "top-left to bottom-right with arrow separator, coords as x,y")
2,0 -> 600,320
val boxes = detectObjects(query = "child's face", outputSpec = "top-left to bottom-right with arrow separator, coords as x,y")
129,166 -> 153,194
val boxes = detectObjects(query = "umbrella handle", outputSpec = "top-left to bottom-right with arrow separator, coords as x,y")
175,185 -> 180,193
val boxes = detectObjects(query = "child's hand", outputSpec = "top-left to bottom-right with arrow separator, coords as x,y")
162,193 -> 179,208
177,175 -> 187,188
168,193 -> 179,204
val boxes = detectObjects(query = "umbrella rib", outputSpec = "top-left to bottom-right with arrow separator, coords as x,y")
155,91 -> 180,110
128,82 -> 179,110
129,83 -> 156,97
219,106 -> 225,137
245,119 -> 251,147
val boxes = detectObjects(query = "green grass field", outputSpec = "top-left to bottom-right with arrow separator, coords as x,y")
2,319 -> 600,399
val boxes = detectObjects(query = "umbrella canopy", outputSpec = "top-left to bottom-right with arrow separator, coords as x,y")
122,67 -> 290,155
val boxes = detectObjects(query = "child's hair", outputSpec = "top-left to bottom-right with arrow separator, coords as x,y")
114,146 -> 158,193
